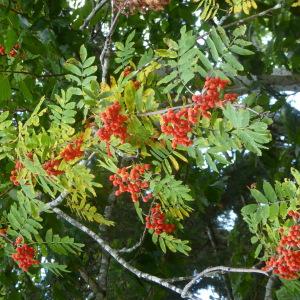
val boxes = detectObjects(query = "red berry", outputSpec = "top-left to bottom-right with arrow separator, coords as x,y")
11,243 -> 39,272
9,49 -> 17,57
97,102 -> 128,156
60,136 -> 84,161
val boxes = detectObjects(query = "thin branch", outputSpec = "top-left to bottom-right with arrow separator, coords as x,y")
196,4 -> 281,41
222,4 -> 282,30
206,225 -> 234,300
0,3 -> 28,18
79,267 -> 104,299
138,104 -> 194,117
100,0 -> 129,83
0,185 -> 13,198
181,266 -> 269,298
97,156 -> 133,295
0,70 -> 66,78
264,275 -> 277,300
80,0 -> 108,30
118,227 -> 147,253
138,103 -> 261,117
53,207 -> 194,299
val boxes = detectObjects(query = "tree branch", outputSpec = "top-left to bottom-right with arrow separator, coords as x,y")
264,275 -> 277,300
222,4 -> 282,30
181,266 -> 269,298
100,0 -> 129,83
53,207 -> 194,299
79,268 -> 104,300
118,227 -> 146,254
206,225 -> 234,300
138,103 -> 260,117
80,0 -> 108,30
0,70 -> 66,78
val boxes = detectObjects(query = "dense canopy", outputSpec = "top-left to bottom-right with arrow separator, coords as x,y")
0,0 -> 300,299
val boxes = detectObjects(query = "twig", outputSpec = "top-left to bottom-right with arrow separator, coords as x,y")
138,103 -> 260,117
97,156 -> 131,294
138,104 -> 194,117
206,225 -> 234,300
79,268 -> 104,299
0,186 -> 13,198
222,4 -> 282,30
264,275 -> 277,300
0,70 -> 66,78
80,0 -> 108,30
53,207 -> 194,299
100,0 -> 129,83
196,4 -> 281,41
118,227 -> 147,253
181,266 -> 269,298
0,3 -> 28,18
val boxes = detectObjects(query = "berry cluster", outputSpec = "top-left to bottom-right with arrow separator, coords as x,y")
43,159 -> 64,176
192,77 -> 238,118
262,222 -> 300,279
161,108 -> 196,148
109,164 -> 152,202
145,204 -> 175,235
123,66 -> 132,77
9,153 -> 34,185
97,101 -> 128,155
11,238 -> 39,272
60,137 -> 84,161
9,161 -> 24,186
161,77 -> 238,148
288,210 -> 300,221
133,80 -> 141,90
115,0 -> 170,14
0,43 -> 20,58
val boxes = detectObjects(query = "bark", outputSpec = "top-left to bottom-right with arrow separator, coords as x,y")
264,275 -> 277,300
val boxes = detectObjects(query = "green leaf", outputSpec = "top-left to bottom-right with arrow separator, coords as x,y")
233,25 -> 247,37
83,66 -> 97,77
269,203 -> 279,220
152,233 -> 158,244
210,27 -> 226,54
198,51 -> 213,71
163,38 -> 179,50
41,263 -> 70,276
64,63 -> 82,77
159,236 -> 166,253
263,181 -> 277,202
124,83 -> 135,112
250,189 -> 268,204
205,153 -> 218,173
155,49 -> 177,58
254,243 -> 262,258
291,168 -> 300,186
207,37 -> 219,62
230,45 -> 254,56
0,75 -> 12,102
224,53 -> 244,71
134,202 -> 144,223
251,236 -> 258,244
83,56 -> 96,68
80,44 -> 88,62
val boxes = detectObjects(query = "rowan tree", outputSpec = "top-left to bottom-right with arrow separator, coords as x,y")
0,0 -> 300,299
